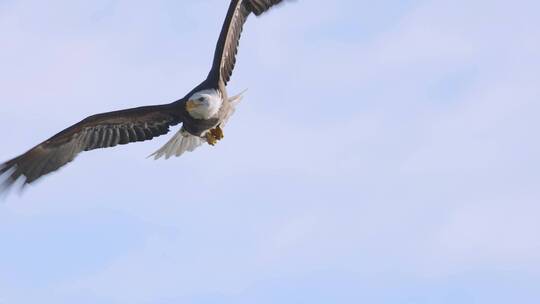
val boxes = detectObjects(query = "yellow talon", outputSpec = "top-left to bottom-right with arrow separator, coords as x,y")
211,125 -> 224,140
205,132 -> 217,146
206,126 -> 224,146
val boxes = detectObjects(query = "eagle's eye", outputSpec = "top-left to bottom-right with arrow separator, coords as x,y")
198,97 -> 206,102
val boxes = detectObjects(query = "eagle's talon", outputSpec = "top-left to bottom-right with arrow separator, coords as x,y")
210,126 -> 224,140
205,132 -> 217,146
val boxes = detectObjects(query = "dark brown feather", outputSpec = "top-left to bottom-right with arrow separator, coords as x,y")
208,0 -> 288,86
0,104 -> 181,193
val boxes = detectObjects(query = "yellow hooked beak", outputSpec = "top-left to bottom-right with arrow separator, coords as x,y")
186,100 -> 197,112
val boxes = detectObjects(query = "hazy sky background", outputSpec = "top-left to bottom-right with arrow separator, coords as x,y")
1,0 -> 539,303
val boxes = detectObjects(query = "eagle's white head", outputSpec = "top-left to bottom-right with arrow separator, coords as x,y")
186,89 -> 222,120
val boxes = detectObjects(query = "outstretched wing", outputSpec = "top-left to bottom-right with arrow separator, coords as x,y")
207,0 -> 287,86
0,104 -> 181,192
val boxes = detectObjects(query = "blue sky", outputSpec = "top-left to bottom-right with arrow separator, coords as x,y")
1,0 -> 540,303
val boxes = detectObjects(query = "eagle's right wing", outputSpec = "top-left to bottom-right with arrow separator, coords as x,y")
1,104 -> 181,192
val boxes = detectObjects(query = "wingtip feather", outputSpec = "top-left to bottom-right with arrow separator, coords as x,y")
0,161 -> 23,198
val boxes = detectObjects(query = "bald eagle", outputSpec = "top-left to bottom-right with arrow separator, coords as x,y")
1,0 -> 290,194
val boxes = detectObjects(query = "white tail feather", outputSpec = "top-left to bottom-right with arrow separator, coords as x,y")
148,89 -> 246,160
229,89 -> 246,105
148,129 -> 204,160
222,89 -> 246,126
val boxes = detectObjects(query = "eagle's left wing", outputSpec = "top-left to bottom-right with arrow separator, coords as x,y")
207,0 -> 287,86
